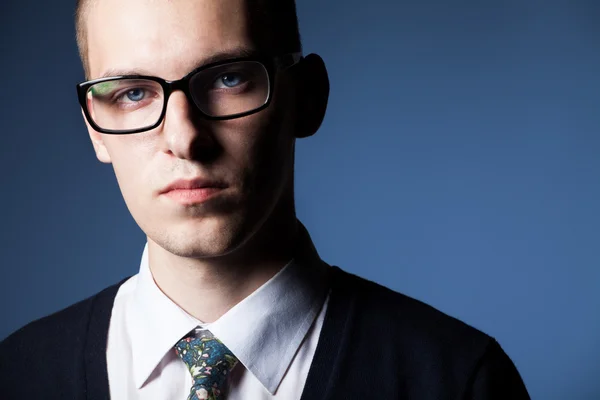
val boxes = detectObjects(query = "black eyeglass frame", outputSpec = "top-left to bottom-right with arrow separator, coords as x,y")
76,52 -> 303,135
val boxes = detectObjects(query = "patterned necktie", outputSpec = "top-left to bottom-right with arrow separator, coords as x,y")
174,329 -> 239,400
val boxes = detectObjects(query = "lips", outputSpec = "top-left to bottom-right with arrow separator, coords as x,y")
159,178 -> 228,205
160,178 -> 227,194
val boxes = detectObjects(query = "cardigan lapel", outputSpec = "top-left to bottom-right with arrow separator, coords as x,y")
83,278 -> 130,400
300,267 -> 355,400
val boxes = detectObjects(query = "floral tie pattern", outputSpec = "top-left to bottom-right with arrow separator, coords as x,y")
174,330 -> 239,400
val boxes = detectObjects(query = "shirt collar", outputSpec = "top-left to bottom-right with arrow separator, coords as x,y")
128,225 -> 329,394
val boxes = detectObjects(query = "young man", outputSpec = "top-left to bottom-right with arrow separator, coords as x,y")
0,0 -> 530,398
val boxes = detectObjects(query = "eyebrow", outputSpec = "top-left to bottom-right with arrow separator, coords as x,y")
99,47 -> 259,79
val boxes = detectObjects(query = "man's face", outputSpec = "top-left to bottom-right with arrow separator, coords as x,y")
84,0 -> 297,258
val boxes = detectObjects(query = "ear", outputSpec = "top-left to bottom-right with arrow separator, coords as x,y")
81,109 -> 112,163
293,53 -> 330,139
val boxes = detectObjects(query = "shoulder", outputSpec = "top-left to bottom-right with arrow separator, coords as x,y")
329,267 -> 495,374
1,279 -> 126,348
332,267 -> 489,342
322,268 -> 530,397
0,279 -> 128,396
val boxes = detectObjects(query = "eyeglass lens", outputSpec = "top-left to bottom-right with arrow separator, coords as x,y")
85,61 -> 270,131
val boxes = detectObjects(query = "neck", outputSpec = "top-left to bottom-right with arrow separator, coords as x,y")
146,200 -> 299,323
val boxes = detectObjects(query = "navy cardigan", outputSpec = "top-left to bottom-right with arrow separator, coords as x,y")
0,267 -> 530,399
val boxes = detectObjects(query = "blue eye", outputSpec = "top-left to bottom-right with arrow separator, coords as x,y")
126,89 -> 145,101
217,74 -> 243,88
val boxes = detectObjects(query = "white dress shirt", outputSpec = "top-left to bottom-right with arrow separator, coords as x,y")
106,241 -> 330,400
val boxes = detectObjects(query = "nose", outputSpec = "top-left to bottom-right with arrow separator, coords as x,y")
161,91 -> 217,161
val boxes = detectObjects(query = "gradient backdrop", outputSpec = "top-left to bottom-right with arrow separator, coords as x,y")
1,1 -> 599,398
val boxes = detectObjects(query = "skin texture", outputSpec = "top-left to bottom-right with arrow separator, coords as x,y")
82,0 -> 328,321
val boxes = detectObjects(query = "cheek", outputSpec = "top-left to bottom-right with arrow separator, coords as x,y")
219,106 -> 294,189
104,136 -> 158,200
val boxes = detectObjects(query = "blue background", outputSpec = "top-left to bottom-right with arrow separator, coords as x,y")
1,1 -> 599,398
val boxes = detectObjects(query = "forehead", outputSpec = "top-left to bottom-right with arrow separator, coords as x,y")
85,0 -> 253,79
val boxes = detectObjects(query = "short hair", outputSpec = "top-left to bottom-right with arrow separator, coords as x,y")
75,0 -> 302,77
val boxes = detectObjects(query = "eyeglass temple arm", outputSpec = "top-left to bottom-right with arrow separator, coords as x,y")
276,52 -> 304,69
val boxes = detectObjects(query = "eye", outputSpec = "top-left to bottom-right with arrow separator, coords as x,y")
214,73 -> 245,89
122,88 -> 146,102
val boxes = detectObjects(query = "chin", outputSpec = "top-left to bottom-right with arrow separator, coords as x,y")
147,214 -> 253,259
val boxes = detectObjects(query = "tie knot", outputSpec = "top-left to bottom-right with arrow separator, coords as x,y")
174,330 -> 238,400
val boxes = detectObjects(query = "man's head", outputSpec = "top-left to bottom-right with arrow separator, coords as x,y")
76,0 -> 329,260
75,0 -> 303,79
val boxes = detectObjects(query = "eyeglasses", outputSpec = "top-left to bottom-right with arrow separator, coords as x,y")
76,52 -> 302,135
